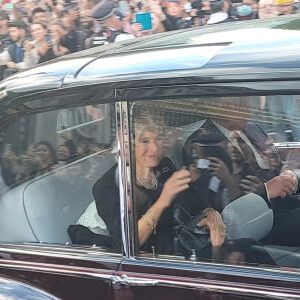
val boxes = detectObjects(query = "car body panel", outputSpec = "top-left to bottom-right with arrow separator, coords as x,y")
0,16 -> 299,101
0,15 -> 299,300
0,244 -> 123,300
116,258 -> 300,299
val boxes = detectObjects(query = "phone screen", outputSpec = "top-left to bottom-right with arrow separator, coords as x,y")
46,33 -> 51,42
5,3 -> 13,10
135,12 -> 152,31
4,144 -> 11,153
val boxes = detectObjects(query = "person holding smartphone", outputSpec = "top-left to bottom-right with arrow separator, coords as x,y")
0,21 -> 28,78
24,21 -> 67,67
50,21 -> 70,56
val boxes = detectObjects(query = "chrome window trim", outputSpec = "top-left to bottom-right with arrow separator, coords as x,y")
116,101 -> 136,257
1,259 -> 299,299
0,259 -> 114,281
129,256 -> 300,282
112,273 -> 300,299
0,244 -> 122,262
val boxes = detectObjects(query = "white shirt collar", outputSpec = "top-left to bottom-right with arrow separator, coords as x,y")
207,12 -> 229,25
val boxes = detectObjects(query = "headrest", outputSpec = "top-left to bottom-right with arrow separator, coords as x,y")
221,193 -> 273,241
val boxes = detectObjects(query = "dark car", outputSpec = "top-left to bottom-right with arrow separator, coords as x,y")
0,15 -> 298,300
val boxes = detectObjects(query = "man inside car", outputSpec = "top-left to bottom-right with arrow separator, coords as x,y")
182,97 -> 300,247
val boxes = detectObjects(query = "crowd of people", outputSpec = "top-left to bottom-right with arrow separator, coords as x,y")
1,130 -> 106,191
0,0 -> 297,79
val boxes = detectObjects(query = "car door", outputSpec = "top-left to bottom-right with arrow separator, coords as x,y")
112,84 -> 300,299
0,88 -> 124,300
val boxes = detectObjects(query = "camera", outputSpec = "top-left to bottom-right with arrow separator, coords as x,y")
191,0 -> 212,18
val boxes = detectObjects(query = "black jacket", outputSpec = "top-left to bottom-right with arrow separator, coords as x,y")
0,33 -> 12,53
93,157 -> 176,253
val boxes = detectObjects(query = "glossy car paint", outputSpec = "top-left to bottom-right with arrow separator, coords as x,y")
0,244 -> 122,300
0,276 -> 60,299
0,15 -> 298,299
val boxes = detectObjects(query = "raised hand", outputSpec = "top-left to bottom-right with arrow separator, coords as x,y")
159,169 -> 191,208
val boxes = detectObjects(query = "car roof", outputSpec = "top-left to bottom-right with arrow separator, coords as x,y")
0,15 -> 300,100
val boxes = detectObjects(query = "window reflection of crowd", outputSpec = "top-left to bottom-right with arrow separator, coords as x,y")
0,133 -> 107,189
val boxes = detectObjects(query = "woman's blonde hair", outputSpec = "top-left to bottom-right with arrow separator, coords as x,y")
133,113 -> 176,157
134,115 -> 163,142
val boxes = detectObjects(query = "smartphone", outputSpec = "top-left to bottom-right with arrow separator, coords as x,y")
197,159 -> 210,169
4,144 -> 12,153
52,39 -> 58,51
46,33 -> 52,42
5,3 -> 13,10
135,12 -> 152,31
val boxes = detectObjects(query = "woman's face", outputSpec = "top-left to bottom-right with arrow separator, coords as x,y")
35,144 -> 52,162
166,2 -> 182,17
135,131 -> 163,169
62,14 -> 70,29
31,24 -> 47,41
258,0 -> 277,18
51,24 -> 62,40
56,145 -> 70,161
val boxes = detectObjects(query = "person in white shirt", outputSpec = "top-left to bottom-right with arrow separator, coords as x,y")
0,21 -> 28,78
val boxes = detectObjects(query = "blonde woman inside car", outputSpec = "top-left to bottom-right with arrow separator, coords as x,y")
68,116 -> 191,253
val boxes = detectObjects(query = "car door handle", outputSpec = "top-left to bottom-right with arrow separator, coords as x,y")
111,275 -> 158,286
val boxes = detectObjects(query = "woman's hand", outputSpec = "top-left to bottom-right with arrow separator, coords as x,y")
2,151 -> 17,162
39,41 -> 51,55
149,0 -> 166,21
130,23 -> 143,36
198,210 -> 226,247
138,169 -> 191,247
159,169 -> 191,208
2,151 -> 18,171
240,175 -> 266,196
53,44 -> 69,57
24,40 -> 34,53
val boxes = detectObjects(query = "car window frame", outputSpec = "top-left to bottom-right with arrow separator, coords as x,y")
0,86 -> 126,260
121,79 -> 300,272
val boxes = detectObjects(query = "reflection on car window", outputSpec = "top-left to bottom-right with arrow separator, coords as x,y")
130,96 -> 300,269
57,104 -> 107,134
0,102 -> 121,252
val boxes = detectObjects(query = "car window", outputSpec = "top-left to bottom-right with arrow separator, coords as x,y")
0,101 -> 122,253
130,95 -> 300,269
56,104 -> 107,134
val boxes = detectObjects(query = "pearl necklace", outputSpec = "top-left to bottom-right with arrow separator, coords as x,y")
136,173 -> 158,190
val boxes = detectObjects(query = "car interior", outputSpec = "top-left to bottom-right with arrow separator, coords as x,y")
0,97 -> 299,269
